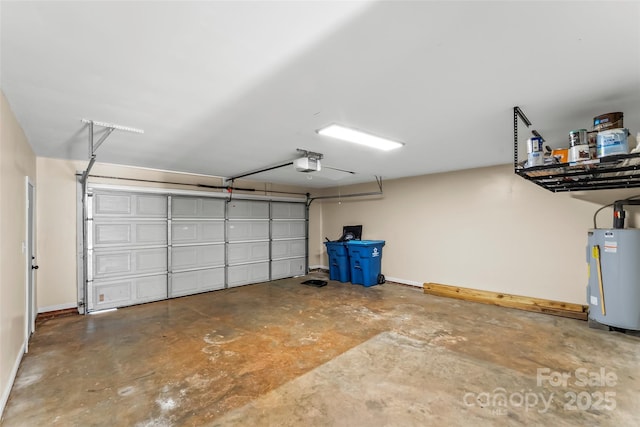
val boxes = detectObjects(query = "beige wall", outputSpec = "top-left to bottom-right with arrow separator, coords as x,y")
35,158 -> 82,310
318,165 -> 602,304
1,91 -> 36,413
32,152 -> 625,309
35,157 -> 316,310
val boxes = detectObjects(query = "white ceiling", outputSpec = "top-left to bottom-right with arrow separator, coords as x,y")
2,1 -> 639,188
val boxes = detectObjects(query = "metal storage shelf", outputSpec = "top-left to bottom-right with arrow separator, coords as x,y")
516,153 -> 640,192
513,106 -> 639,192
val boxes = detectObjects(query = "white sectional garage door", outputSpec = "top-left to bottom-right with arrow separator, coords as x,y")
85,189 -> 306,312
271,202 -> 306,280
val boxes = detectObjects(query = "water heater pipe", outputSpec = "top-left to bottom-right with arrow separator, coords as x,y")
612,199 -> 640,229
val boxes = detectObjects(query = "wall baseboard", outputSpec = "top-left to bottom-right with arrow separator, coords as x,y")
1,341 -> 25,419
35,307 -> 79,325
385,277 -> 423,288
423,282 -> 588,320
308,269 -> 422,288
37,302 -> 77,314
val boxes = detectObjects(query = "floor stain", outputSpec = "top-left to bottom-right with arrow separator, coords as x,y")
12,373 -> 42,389
117,385 -> 135,396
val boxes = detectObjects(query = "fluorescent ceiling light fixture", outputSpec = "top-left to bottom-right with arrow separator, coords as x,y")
316,124 -> 404,151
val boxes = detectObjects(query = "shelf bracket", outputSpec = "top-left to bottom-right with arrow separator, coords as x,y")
514,106 -> 546,171
514,106 -> 531,172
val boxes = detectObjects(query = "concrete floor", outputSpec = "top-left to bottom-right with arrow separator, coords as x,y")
2,274 -> 639,426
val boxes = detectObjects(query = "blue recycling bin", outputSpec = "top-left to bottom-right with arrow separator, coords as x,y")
346,240 -> 385,287
324,241 -> 351,283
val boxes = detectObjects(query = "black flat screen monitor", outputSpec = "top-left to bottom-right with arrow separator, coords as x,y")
338,225 -> 362,241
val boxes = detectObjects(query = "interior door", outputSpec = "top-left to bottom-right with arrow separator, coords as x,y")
26,179 -> 37,350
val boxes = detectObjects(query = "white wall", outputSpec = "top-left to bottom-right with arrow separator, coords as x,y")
317,165 -> 604,304
0,91 -> 36,416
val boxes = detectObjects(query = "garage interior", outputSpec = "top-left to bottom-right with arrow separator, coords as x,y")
1,1 -> 640,426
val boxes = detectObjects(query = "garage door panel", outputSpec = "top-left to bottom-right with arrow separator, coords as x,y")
228,200 -> 269,219
201,199 -> 226,218
92,274 -> 167,310
172,223 -> 197,242
136,249 -> 168,273
136,223 -> 169,245
272,221 -> 306,239
228,241 -> 269,264
271,258 -> 306,280
172,197 -> 225,218
93,221 -> 167,247
93,193 -> 167,217
271,202 -> 305,219
172,223 -> 197,241
137,195 -> 168,217
172,197 -> 197,217
93,280 -> 132,309
135,275 -> 168,300
172,244 -> 225,270
94,223 -> 131,245
227,220 -> 269,241
94,193 -> 131,216
94,252 -> 130,277
171,268 -> 225,297
93,248 -> 166,279
271,239 -> 305,259
172,222 -> 225,244
227,262 -> 269,287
